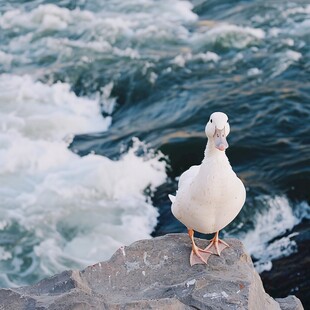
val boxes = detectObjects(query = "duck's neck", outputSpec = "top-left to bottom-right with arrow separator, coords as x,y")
192,139 -> 232,190
202,139 -> 230,165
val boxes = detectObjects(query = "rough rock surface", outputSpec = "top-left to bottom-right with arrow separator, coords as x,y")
0,234 -> 304,310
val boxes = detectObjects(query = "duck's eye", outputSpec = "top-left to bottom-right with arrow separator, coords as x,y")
210,119 -> 213,123
227,119 -> 229,123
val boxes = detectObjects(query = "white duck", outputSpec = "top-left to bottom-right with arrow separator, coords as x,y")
169,112 -> 246,266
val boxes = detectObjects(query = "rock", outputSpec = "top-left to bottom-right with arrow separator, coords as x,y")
0,234 -> 304,310
275,296 -> 304,310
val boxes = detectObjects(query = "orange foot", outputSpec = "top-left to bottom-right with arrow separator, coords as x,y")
204,231 -> 229,256
188,228 -> 212,266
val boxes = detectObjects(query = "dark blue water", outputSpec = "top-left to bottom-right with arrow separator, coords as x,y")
0,0 -> 309,305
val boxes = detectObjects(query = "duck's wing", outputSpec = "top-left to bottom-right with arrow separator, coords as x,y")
168,194 -> 176,203
169,165 -> 201,205
178,165 -> 200,188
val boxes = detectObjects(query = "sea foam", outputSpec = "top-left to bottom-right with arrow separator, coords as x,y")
192,23 -> 265,49
232,196 -> 310,273
0,74 -> 166,285
0,0 -> 199,83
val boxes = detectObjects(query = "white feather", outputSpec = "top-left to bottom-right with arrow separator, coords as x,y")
170,112 -> 246,234
168,194 -> 176,203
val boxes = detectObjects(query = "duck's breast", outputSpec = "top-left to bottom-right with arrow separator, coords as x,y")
172,163 -> 246,234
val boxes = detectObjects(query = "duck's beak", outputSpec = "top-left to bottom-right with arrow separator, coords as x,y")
214,128 -> 229,151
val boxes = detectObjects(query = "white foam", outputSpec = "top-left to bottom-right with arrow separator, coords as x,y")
148,72 -> 158,84
293,19 -> 310,36
100,82 -> 117,115
0,247 -> 12,261
194,51 -> 220,63
236,196 -> 309,273
0,74 -> 109,141
282,5 -> 310,37
247,68 -> 262,77
285,50 -> 302,61
171,53 -> 192,67
271,50 -> 302,78
171,51 -> 220,67
0,4 -> 93,31
0,51 -> 13,68
268,28 -> 281,38
0,75 -> 167,279
0,220 -> 8,230
0,1 -> 197,282
1,1 -> 198,69
254,233 -> 298,273
281,38 -> 294,47
282,5 -> 310,18
192,23 -> 265,49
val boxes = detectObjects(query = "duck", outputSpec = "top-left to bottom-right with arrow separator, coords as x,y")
169,112 -> 246,266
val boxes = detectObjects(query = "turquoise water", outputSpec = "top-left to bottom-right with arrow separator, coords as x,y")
0,0 -> 309,304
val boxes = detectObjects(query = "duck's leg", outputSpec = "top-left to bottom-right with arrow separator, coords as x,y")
204,231 -> 229,256
188,228 -> 212,266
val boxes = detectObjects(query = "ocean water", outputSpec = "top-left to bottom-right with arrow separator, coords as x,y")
0,0 -> 309,304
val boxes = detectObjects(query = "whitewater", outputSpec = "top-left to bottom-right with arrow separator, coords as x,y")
0,1 -> 309,301
0,74 -> 166,286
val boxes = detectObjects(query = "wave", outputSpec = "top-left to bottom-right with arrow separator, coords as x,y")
1,0 -> 309,292
191,23 -> 265,50
0,1 -> 197,70
225,196 -> 310,273
0,74 -> 167,286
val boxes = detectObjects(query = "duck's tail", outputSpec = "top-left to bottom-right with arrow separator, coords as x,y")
168,194 -> 176,203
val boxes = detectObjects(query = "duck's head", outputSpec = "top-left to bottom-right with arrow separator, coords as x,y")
205,112 -> 230,151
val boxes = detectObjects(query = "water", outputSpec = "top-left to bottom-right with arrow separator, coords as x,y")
0,0 -> 309,304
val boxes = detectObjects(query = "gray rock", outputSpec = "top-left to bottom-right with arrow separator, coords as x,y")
276,296 -> 304,310
0,234 -> 304,310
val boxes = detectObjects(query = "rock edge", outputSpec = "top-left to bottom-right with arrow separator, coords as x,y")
0,234 -> 304,310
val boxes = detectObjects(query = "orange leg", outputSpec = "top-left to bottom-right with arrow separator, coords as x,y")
188,229 -> 212,266
204,231 -> 229,256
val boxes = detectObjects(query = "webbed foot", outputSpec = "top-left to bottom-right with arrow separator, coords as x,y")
204,231 -> 229,256
188,228 -> 212,266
